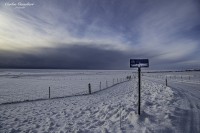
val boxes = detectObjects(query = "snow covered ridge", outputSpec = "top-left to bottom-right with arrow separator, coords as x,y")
0,71 -> 179,133
121,80 -> 176,132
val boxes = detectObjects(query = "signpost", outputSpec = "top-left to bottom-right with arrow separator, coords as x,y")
130,59 -> 149,115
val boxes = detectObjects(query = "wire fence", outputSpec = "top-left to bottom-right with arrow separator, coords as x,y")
0,74 -> 132,105
2,70 -> 199,105
143,71 -> 200,84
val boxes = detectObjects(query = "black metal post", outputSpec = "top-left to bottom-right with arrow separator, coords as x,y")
49,87 -> 50,99
88,83 -> 91,94
138,67 -> 141,115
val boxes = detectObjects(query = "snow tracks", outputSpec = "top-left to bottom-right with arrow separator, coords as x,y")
0,79 -> 179,133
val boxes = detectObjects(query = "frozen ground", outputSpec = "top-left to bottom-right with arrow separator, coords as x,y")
0,70 -> 200,133
0,69 -> 130,104
144,72 -> 200,133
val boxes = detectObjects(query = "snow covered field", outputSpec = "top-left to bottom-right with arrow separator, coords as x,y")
0,69 -> 130,104
0,70 -> 200,132
144,71 -> 200,84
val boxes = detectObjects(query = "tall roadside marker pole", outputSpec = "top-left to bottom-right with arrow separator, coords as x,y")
138,67 -> 141,115
130,59 -> 149,115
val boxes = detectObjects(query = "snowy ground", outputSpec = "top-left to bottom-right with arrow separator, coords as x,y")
0,69 -> 130,104
0,70 -> 200,132
144,72 -> 200,133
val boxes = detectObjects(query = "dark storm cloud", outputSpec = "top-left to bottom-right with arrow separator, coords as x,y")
0,45 -> 131,69
0,44 -> 199,70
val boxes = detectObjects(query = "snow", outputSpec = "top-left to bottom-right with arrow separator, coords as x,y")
144,72 -> 200,133
0,70 -> 200,132
0,70 -> 130,104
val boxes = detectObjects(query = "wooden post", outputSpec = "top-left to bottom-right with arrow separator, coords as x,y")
120,104 -> 122,129
88,83 -> 91,94
49,87 -> 50,99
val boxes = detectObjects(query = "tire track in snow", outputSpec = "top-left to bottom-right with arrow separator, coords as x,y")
169,86 -> 200,133
144,76 -> 200,133
168,82 -> 200,133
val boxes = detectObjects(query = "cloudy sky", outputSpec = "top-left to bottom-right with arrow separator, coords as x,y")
0,0 -> 200,70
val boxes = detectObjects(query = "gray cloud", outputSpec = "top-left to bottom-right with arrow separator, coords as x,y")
0,44 -> 199,70
0,45 -> 130,69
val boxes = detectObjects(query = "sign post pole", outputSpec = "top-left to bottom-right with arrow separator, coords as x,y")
138,67 -> 141,115
130,59 -> 149,115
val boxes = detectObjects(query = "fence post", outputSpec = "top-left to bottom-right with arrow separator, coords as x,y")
166,77 -> 168,86
120,104 -> 122,129
88,83 -> 91,94
49,87 -> 51,99
113,78 -> 114,85
100,82 -> 101,90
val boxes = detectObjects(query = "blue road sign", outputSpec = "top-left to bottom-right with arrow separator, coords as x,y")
130,59 -> 149,68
